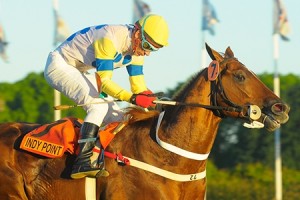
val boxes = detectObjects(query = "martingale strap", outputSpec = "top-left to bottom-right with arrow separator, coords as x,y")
102,110 -> 212,182
155,112 -> 210,160
85,177 -> 96,200
104,152 -> 206,182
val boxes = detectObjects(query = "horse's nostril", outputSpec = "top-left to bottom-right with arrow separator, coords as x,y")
272,103 -> 287,113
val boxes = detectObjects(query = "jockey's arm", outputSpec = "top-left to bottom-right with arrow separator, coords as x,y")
126,63 -> 148,94
94,38 -> 147,102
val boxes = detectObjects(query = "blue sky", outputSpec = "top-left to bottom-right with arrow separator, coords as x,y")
0,0 -> 299,93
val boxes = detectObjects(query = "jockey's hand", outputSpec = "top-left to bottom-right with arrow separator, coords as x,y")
130,90 -> 156,108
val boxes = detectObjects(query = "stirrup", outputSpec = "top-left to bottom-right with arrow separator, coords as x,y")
71,168 -> 110,179
95,169 -> 110,178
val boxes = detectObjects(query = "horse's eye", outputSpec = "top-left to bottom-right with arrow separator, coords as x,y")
234,73 -> 245,82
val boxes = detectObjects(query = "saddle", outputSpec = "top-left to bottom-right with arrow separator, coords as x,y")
19,117 -> 125,158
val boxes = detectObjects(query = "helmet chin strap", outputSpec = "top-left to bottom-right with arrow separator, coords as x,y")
131,28 -> 140,54
133,26 -> 152,55
132,45 -> 136,54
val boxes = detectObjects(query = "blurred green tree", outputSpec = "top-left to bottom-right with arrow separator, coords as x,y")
0,72 -> 85,123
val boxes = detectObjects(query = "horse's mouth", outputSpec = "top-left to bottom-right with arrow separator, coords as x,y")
259,112 -> 289,132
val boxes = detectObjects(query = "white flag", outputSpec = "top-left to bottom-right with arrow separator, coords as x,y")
133,0 -> 150,23
273,0 -> 291,41
0,23 -> 8,62
54,11 -> 70,45
53,0 -> 70,45
202,0 -> 219,35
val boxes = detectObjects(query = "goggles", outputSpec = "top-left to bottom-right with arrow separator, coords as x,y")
140,15 -> 160,51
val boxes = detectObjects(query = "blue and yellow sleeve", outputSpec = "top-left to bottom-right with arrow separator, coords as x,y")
127,56 -> 147,94
126,65 -> 147,94
94,38 -> 132,101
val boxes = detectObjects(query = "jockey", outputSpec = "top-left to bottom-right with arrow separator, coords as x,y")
44,14 -> 169,179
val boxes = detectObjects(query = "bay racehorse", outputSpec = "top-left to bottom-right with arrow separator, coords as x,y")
0,44 -> 289,200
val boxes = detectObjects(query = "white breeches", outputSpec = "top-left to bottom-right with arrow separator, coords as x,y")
44,51 -> 124,126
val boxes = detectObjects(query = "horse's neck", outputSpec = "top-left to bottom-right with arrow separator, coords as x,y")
159,76 -> 221,158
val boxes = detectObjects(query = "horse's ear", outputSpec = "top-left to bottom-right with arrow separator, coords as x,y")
205,43 -> 224,62
224,46 -> 234,58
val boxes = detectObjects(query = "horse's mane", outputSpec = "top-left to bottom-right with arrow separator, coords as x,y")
124,108 -> 160,124
123,68 -> 208,125
172,68 -> 207,101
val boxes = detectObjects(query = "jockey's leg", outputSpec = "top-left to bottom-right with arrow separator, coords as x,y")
71,122 -> 109,179
45,52 -> 110,179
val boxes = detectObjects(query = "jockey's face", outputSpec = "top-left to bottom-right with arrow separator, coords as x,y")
131,27 -> 162,57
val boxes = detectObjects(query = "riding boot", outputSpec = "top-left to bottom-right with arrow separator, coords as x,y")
71,122 -> 109,179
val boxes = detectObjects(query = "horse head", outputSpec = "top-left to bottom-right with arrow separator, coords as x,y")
205,43 -> 289,131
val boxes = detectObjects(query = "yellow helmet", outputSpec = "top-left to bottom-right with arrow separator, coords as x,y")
137,14 -> 169,46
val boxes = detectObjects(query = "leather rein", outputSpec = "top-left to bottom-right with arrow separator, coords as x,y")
155,64 -> 250,120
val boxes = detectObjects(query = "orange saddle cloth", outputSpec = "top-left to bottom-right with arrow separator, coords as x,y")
20,117 -> 120,158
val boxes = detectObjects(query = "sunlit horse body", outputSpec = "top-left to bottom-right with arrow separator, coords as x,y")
0,44 -> 289,200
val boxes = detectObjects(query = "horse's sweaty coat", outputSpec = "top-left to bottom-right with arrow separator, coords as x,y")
0,44 -> 289,200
